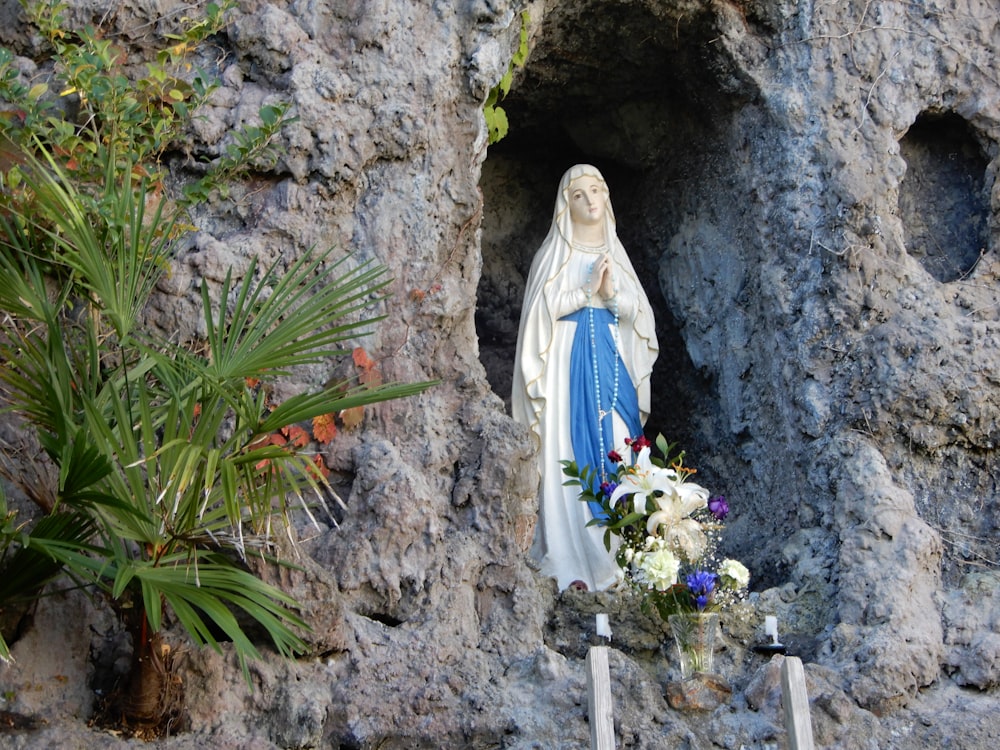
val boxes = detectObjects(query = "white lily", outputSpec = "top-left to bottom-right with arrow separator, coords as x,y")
645,475 -> 710,560
646,487 -> 705,526
608,446 -> 677,512
659,518 -> 708,561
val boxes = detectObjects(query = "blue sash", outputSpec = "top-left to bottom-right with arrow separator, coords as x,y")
561,307 -> 641,521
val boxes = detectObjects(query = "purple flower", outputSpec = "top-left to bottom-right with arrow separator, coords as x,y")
708,495 -> 729,521
686,570 -> 718,611
600,481 -> 618,500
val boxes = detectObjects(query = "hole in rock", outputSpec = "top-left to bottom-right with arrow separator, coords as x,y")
353,577 -> 427,629
365,612 -> 404,628
898,111 -> 990,283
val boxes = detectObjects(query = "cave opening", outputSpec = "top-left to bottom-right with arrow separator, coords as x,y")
898,110 -> 991,283
476,1 -> 756,455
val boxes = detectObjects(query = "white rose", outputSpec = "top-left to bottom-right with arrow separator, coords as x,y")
719,559 -> 750,589
639,548 -> 680,592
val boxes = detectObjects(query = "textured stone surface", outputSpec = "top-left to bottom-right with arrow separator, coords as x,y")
1,0 -> 999,748
665,672 -> 733,711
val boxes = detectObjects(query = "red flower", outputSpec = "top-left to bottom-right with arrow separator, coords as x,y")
630,435 -> 652,451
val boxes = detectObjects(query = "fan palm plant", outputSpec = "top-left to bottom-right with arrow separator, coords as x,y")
0,140 -> 433,726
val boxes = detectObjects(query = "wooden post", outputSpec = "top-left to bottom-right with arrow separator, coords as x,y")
781,656 -> 815,750
586,646 -> 615,750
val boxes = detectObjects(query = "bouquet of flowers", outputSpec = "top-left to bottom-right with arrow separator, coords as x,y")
562,434 -> 750,622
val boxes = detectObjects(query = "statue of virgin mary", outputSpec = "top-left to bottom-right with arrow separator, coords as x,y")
512,164 -> 658,591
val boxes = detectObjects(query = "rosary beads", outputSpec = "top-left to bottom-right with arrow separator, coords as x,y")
585,256 -> 621,483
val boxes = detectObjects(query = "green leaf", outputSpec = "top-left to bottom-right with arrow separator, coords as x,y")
512,11 -> 530,67
260,104 -> 280,127
498,69 -> 513,99
484,105 -> 509,144
481,10 -> 529,146
199,250 -> 393,379
259,380 -> 436,434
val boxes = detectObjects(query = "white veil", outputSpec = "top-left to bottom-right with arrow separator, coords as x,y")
512,164 -> 658,447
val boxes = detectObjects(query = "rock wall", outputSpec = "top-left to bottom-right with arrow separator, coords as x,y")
1,0 -> 999,748
479,0 -> 1000,740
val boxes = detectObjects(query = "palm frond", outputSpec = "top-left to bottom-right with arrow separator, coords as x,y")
120,550 -> 307,681
259,379 -> 436,434
20,533 -> 303,676
202,250 -> 391,380
9,140 -> 175,341
0,509 -> 97,604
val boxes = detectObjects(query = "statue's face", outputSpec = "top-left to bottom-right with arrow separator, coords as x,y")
567,176 -> 606,228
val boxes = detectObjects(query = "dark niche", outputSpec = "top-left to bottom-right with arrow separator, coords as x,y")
475,0 -> 740,446
475,0 -> 797,584
898,111 -> 990,283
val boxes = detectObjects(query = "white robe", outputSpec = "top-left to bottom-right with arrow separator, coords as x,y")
512,165 -> 658,591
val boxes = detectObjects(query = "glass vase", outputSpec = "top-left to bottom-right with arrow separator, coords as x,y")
667,612 -> 719,678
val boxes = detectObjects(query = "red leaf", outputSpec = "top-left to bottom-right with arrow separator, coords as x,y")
353,347 -> 376,372
285,424 -> 310,448
339,405 -> 364,431
353,346 -> 382,387
312,413 -> 337,444
359,367 -> 383,388
308,454 -> 330,480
